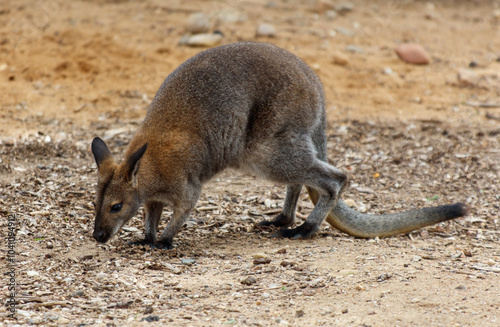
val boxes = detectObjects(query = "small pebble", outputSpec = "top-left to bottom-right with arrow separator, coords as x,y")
335,2 -> 355,14
241,276 -> 257,285
144,306 -> 154,314
27,271 -> 39,277
96,272 -> 107,280
395,43 -> 430,65
185,33 -> 222,47
256,23 -> 276,37
58,317 -> 70,324
355,284 -> 366,291
331,51 -> 349,66
253,253 -> 268,259
345,45 -> 364,53
186,12 -> 211,34
342,308 -> 348,314
181,258 -> 196,266
254,258 -> 272,265
326,10 -> 338,20
382,67 -> 393,75
142,315 -> 160,322
335,27 -> 355,36
72,290 -> 85,298
280,260 -> 297,267
296,309 -> 305,318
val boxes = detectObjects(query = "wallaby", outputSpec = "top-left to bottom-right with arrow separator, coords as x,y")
91,42 -> 467,248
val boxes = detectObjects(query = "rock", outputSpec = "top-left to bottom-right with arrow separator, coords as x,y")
241,276 -> 257,285
457,68 -> 480,87
335,27 -> 355,36
345,45 -> 364,53
72,290 -> 85,297
184,32 -> 223,47
312,0 -> 335,14
144,306 -> 154,314
186,12 -> 211,34
256,23 -> 276,37
382,67 -> 393,75
296,309 -> 305,318
57,317 -> 70,324
342,308 -> 348,314
335,2 -> 355,14
252,253 -> 268,259
254,257 -> 272,265
326,10 -> 338,20
395,43 -> 430,65
142,315 -> 160,322
27,271 -> 39,277
355,284 -> 366,291
232,292 -> 243,298
181,258 -> 196,266
280,260 -> 297,267
96,272 -> 107,280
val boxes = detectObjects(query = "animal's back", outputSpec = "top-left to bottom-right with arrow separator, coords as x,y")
138,42 -> 327,178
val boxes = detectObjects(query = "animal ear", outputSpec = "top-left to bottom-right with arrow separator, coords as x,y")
91,137 -> 112,169
126,143 -> 148,185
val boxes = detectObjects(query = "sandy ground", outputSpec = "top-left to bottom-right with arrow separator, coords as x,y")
1,0 -> 500,326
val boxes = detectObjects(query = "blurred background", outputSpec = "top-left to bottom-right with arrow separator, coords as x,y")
1,0 -> 499,137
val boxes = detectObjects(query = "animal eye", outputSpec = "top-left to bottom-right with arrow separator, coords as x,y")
110,203 -> 122,213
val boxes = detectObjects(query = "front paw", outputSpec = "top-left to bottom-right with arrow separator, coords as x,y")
273,222 -> 318,239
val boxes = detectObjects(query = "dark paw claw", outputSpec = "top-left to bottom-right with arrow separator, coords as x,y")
274,222 -> 317,239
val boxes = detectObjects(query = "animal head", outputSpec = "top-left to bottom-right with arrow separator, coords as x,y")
91,137 -> 148,243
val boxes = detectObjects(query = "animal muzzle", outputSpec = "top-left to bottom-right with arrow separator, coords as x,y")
93,229 -> 110,243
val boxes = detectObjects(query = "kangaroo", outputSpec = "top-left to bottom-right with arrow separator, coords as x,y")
91,42 -> 467,249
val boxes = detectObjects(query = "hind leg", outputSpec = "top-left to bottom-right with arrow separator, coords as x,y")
275,160 -> 346,239
258,184 -> 302,227
249,136 -> 347,239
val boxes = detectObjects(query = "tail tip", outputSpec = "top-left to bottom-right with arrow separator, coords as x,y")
452,202 -> 469,217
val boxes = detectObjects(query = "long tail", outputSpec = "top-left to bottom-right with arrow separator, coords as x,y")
306,187 -> 468,238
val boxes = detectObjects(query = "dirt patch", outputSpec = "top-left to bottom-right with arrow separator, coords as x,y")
1,0 -> 500,326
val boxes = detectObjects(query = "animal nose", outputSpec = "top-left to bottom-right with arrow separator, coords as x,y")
93,230 -> 106,242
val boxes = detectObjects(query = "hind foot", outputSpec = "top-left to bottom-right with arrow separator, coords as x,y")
273,222 -> 319,239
